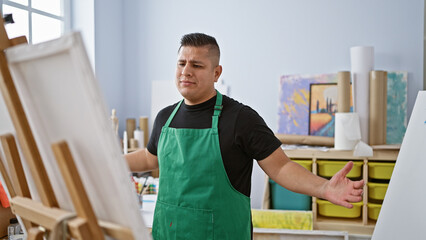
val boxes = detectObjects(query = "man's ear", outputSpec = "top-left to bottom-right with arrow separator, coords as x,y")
214,65 -> 223,82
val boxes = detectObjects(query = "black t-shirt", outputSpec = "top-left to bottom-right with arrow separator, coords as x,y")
147,94 -> 282,197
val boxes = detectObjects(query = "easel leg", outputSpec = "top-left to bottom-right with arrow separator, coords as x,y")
0,134 -> 32,199
27,227 -> 44,240
51,141 -> 105,240
1,134 -> 34,230
68,218 -> 92,240
0,151 -> 16,197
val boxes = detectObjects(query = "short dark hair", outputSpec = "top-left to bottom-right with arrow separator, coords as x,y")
179,33 -> 220,64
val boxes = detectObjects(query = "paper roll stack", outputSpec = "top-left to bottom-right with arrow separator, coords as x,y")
275,134 -> 334,147
350,46 -> 374,143
335,71 -> 356,150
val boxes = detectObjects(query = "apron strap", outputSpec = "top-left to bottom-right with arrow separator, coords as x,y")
164,90 -> 223,129
164,100 -> 183,127
212,90 -> 223,129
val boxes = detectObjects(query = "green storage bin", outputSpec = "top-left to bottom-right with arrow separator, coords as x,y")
269,179 -> 312,210
269,160 -> 312,211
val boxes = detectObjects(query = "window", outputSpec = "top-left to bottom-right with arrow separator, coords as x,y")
1,0 -> 70,44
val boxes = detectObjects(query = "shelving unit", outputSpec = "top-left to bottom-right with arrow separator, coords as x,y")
263,147 -> 399,235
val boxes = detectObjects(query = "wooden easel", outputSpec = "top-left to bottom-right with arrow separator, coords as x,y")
0,15 -> 135,240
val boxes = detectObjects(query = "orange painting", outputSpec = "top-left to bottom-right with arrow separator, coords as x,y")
309,83 -> 353,137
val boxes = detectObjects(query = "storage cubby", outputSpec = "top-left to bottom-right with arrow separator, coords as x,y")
263,147 -> 398,235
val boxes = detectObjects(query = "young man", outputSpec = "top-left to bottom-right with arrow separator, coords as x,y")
126,33 -> 364,239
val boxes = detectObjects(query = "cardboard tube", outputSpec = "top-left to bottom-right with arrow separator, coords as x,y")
139,116 -> 149,147
337,71 -> 351,112
126,118 -> 136,142
369,71 -> 387,145
275,134 -> 334,147
130,138 -> 138,149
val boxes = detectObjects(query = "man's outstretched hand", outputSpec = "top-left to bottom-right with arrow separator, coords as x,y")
322,161 -> 364,208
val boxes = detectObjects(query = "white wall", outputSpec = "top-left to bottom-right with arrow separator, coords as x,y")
89,0 -> 424,208
118,0 -> 424,133
92,0 -> 126,131
71,0 -> 95,68
92,0 -> 424,135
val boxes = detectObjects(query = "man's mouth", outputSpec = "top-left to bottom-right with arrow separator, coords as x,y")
180,80 -> 195,86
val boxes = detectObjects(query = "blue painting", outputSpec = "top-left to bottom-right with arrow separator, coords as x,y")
278,73 -> 337,135
387,72 -> 408,144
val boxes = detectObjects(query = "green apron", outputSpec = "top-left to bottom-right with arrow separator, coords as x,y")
152,91 -> 251,239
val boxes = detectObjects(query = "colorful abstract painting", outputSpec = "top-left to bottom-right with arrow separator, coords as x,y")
387,71 -> 408,144
278,73 -> 337,135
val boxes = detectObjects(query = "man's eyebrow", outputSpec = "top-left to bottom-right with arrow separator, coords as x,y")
178,59 -> 204,64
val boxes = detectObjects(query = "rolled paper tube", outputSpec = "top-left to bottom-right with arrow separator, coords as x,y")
337,71 -> 351,113
369,71 -> 387,145
123,131 -> 128,154
133,128 -> 144,148
351,46 -> 374,143
126,118 -> 136,141
275,134 -> 334,147
139,116 -> 149,147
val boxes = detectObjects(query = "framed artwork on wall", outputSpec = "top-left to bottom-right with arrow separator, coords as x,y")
308,83 -> 338,137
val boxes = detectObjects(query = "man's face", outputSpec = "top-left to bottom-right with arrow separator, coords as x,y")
175,46 -> 222,105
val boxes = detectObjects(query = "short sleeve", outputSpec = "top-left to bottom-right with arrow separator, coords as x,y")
147,107 -> 174,156
234,107 -> 282,161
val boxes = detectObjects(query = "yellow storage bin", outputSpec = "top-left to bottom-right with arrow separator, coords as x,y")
293,160 -> 312,171
317,160 -> 363,178
317,199 -> 363,218
368,203 -> 382,220
368,162 -> 395,180
367,182 -> 389,200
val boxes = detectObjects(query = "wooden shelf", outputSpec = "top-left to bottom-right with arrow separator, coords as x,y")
264,147 -> 398,235
284,148 -> 399,161
315,216 -> 375,235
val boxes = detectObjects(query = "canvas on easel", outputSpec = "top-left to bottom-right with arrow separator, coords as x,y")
4,32 -> 151,239
372,91 -> 426,239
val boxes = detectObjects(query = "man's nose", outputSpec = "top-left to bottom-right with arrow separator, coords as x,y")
181,65 -> 192,76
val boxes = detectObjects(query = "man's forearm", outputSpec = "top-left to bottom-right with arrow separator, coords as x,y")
260,148 -> 363,208
258,148 -> 328,199
125,148 -> 158,172
272,161 -> 328,199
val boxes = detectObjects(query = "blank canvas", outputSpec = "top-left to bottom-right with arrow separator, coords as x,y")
5,32 -> 151,239
372,91 -> 426,239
